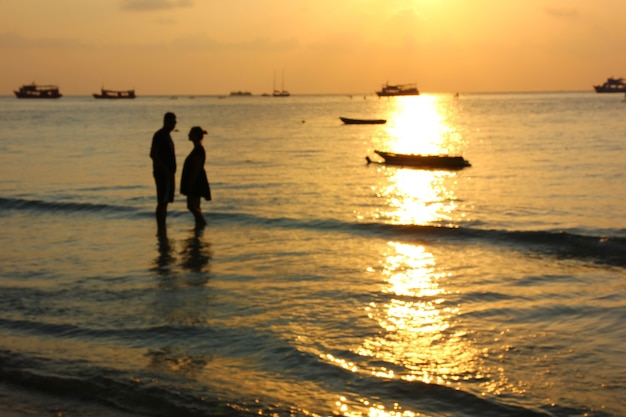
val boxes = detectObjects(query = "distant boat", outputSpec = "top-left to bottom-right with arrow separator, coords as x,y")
367,150 -> 470,170
273,70 -> 290,97
230,91 -> 252,96
593,77 -> 626,93
93,88 -> 135,99
14,83 -> 62,99
376,82 -> 419,97
340,117 -> 387,125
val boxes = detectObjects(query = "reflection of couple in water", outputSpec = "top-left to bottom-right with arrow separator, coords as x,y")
154,228 -> 212,276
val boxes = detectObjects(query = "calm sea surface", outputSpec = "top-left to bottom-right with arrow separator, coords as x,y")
0,92 -> 625,417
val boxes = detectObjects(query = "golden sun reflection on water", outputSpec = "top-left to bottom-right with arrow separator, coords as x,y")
331,96 -> 481,416
380,95 -> 463,156
329,241 -> 484,416
359,242 -> 478,386
370,94 -> 467,227
374,168 -> 460,225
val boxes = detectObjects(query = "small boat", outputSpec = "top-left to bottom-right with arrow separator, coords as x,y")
593,77 -> 626,93
14,83 -> 62,98
340,117 -> 386,125
272,70 -> 290,97
93,88 -> 136,99
368,150 -> 471,170
376,82 -> 419,97
230,91 -> 252,96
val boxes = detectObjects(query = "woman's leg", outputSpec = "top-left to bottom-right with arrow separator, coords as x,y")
187,195 -> 207,227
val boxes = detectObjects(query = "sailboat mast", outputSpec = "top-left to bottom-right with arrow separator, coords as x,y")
272,68 -> 290,96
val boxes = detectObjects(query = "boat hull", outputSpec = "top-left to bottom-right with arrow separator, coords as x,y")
593,86 -> 626,93
93,95 -> 135,99
340,117 -> 386,125
371,150 -> 471,170
376,90 -> 420,97
14,93 -> 62,98
93,89 -> 136,99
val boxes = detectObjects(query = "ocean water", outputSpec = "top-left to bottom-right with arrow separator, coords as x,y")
0,92 -> 625,417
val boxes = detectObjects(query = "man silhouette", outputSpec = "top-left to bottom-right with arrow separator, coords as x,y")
150,112 -> 177,232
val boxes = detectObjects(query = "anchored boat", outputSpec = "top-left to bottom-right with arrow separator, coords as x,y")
14,83 -> 62,99
340,117 -> 387,125
93,88 -> 136,99
367,150 -> 470,170
593,77 -> 625,93
376,82 -> 419,97
272,70 -> 290,97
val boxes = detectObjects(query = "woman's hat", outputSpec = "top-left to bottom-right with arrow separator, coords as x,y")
189,126 -> 207,138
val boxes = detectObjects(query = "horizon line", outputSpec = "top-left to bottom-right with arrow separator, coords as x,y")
0,89 -> 598,98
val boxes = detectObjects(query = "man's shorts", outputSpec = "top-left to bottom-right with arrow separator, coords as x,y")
154,172 -> 175,204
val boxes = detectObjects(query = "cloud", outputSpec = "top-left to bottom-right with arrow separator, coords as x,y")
546,7 -> 578,18
0,32 -> 86,48
169,34 -> 299,52
120,0 -> 194,12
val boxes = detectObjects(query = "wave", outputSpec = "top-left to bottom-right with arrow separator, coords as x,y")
2,197 -> 625,268
0,346 -> 561,417
361,222 -> 626,268
0,350 -> 232,417
245,216 -> 626,268
0,196 -> 141,217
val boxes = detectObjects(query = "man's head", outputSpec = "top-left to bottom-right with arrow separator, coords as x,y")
163,112 -> 177,132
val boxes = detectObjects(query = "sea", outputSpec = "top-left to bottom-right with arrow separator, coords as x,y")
0,91 -> 625,417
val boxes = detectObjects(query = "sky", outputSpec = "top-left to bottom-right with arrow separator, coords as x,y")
1,0 -> 625,95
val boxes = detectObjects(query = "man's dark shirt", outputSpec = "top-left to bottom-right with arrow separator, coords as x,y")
150,128 -> 176,175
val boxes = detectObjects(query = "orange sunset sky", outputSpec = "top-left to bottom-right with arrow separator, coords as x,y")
1,0 -> 625,95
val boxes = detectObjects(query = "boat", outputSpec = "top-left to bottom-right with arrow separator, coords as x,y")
93,88 -> 136,99
376,82 -> 419,97
593,77 -> 626,93
340,117 -> 386,125
230,91 -> 252,96
14,83 -> 62,98
272,70 -> 290,97
367,150 -> 470,170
